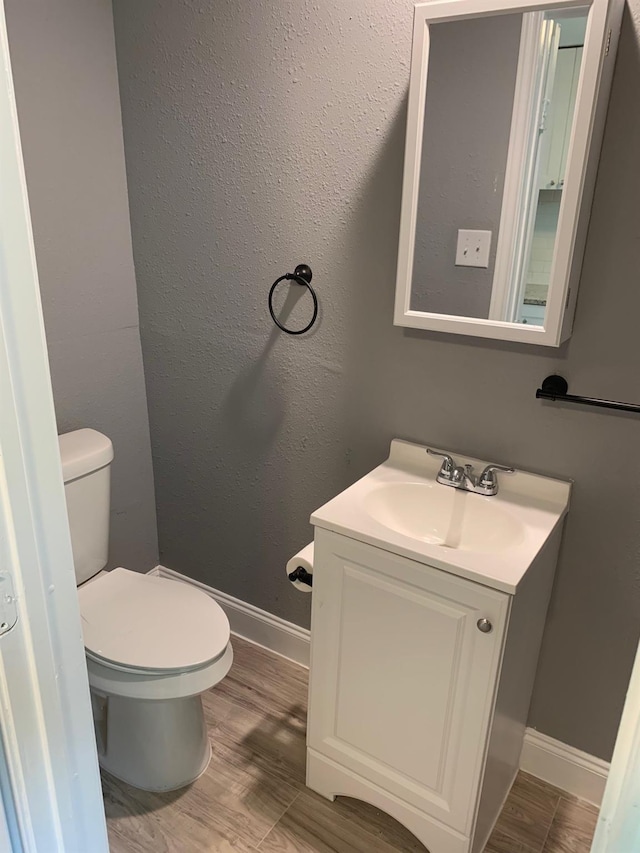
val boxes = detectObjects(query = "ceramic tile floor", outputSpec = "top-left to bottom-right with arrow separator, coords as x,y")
103,636 -> 599,853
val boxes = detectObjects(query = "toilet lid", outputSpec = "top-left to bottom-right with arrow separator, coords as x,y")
79,568 -> 230,672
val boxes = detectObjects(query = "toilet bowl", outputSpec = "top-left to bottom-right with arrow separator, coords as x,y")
79,567 -> 232,791
59,428 -> 233,792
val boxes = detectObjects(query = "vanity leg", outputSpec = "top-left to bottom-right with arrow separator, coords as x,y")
306,747 -> 337,801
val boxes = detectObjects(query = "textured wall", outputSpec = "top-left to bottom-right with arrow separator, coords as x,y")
411,15 -> 521,317
5,0 -> 158,571
113,0 -> 640,760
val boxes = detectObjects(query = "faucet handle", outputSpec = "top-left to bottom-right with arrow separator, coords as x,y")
427,449 -> 455,481
478,463 -> 515,493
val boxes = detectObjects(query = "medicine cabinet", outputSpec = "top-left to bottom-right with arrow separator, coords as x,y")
394,0 -> 623,346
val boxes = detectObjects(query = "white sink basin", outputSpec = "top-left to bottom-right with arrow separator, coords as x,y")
363,482 -> 525,552
310,440 -> 571,593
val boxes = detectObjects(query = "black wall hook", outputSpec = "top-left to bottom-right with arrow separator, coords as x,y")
268,264 -> 318,335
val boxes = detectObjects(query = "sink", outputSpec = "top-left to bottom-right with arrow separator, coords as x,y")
310,439 -> 571,593
363,482 -> 525,552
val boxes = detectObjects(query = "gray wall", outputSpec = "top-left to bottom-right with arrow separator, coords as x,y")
5,0 -> 158,571
412,15 -> 521,317
113,0 -> 640,761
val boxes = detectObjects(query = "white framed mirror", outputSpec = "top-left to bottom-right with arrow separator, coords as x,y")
394,0 -> 623,346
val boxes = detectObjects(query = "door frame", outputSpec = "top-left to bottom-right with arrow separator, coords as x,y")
591,635 -> 640,851
0,2 -> 109,849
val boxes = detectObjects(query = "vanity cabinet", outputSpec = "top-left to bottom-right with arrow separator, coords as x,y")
307,527 -> 561,853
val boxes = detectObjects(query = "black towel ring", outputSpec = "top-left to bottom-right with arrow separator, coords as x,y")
268,264 -> 318,335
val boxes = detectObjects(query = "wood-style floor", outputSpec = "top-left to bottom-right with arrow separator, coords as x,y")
103,636 -> 599,853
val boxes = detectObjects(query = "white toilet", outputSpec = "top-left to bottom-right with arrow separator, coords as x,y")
59,428 -> 233,792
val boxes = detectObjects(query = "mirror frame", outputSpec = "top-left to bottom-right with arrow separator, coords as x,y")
394,0 -> 622,346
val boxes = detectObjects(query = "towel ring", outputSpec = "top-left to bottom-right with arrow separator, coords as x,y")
268,264 -> 318,335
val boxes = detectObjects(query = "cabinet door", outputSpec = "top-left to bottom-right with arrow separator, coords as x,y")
307,530 -> 509,834
541,47 -> 583,189
558,47 -> 583,186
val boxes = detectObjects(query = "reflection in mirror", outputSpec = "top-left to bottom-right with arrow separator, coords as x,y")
409,7 -> 588,328
411,14 -> 523,319
514,12 -> 587,325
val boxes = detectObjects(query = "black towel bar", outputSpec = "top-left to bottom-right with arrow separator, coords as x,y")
536,375 -> 640,414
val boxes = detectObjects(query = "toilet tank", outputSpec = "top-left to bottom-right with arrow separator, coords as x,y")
58,429 -> 114,585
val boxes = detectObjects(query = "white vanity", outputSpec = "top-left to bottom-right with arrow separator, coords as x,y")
306,440 -> 571,853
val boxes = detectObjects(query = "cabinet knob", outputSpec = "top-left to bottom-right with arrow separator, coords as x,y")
477,618 -> 493,634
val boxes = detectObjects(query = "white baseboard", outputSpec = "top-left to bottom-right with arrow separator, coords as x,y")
521,728 -> 609,806
151,565 -> 608,804
150,565 -> 311,667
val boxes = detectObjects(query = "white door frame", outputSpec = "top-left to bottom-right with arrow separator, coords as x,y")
591,635 -> 640,852
0,2 -> 109,849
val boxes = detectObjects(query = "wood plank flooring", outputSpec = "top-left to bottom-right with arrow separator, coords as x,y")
103,636 -> 599,853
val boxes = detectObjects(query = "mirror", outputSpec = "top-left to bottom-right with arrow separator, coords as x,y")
395,0 -> 621,346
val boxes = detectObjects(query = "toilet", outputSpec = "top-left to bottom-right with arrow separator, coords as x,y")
59,428 -> 233,792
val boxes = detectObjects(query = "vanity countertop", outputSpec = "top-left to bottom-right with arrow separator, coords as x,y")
310,439 -> 571,594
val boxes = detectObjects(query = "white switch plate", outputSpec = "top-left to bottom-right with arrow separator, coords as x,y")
455,229 -> 492,268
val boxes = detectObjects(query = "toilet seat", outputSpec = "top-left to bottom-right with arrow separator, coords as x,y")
85,644 -> 234,701
79,567 -> 230,673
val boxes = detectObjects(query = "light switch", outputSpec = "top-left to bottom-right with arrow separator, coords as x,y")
455,229 -> 492,268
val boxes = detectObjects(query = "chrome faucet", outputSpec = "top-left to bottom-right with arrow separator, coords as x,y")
427,449 -> 514,497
